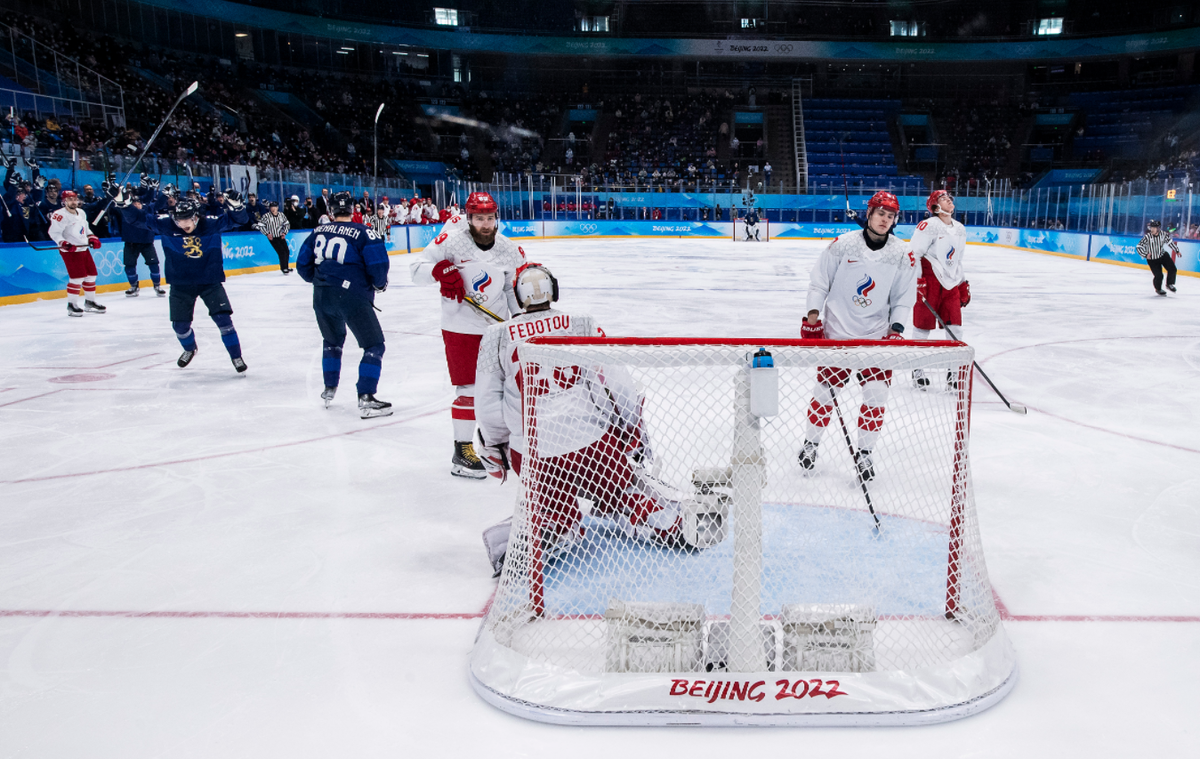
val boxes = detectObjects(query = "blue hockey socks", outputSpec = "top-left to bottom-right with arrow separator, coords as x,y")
149,264 -> 161,288
322,343 -> 343,389
125,266 -> 139,288
211,314 -> 242,359
357,343 -> 385,395
172,321 -> 197,351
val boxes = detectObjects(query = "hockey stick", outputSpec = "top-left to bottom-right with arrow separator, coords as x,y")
828,384 -> 881,534
465,295 -> 504,322
918,297 -> 1027,415
94,81 -> 199,226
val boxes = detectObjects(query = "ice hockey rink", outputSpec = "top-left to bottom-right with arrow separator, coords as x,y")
1,236 -> 1197,757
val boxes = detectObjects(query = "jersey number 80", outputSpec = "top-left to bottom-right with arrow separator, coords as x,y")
312,234 -> 348,265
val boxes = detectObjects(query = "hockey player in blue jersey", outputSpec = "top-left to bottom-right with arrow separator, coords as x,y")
742,207 -> 762,241
116,188 -> 251,373
296,190 -> 392,419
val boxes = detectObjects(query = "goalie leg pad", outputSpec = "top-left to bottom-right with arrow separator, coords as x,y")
482,516 -> 513,577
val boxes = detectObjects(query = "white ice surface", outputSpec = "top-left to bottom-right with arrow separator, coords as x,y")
1,238 -> 1198,756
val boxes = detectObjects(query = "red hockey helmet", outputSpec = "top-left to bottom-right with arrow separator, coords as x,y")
466,191 -> 498,215
867,191 -> 899,214
926,189 -> 952,214
60,190 -> 79,200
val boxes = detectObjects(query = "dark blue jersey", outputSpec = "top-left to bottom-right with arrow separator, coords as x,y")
745,209 -> 760,224
116,188 -> 158,244
297,221 -> 389,301
121,205 -> 249,285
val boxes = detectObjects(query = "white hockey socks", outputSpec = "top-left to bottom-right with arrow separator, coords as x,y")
856,380 -> 890,452
804,380 -> 835,443
452,385 -> 476,442
66,277 -> 84,307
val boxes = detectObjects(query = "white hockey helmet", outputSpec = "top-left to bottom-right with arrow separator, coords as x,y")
514,263 -> 559,310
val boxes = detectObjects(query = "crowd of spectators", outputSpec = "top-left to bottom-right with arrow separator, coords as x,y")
931,96 -> 1017,193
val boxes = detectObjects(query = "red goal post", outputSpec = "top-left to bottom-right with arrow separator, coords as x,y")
470,337 -> 1016,726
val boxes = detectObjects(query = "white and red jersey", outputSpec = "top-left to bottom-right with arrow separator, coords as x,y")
407,203 -> 424,225
48,207 -> 94,249
805,229 -> 918,340
908,217 -> 967,289
475,307 -> 606,455
438,212 -> 467,236
423,202 -> 439,223
410,227 -> 526,335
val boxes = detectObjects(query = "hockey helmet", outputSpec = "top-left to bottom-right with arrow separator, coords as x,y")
514,263 -> 559,310
1147,219 -> 1161,228
465,191 -> 498,216
172,198 -> 201,221
867,191 -> 900,214
330,191 -> 355,216
926,189 -> 952,214
59,190 -> 79,201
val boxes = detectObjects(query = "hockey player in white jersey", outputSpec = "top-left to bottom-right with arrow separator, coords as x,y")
909,189 -> 970,389
410,191 -> 527,477
476,264 -> 727,575
798,191 -> 917,482
48,190 -> 105,316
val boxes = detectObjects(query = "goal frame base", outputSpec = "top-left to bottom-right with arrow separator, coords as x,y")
732,218 -> 770,242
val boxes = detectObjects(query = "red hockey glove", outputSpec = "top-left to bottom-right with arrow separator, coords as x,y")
58,241 -> 81,255
959,280 -> 971,307
87,235 -> 101,249
884,332 -> 905,341
801,318 -> 825,340
916,277 -> 927,302
431,259 -> 465,302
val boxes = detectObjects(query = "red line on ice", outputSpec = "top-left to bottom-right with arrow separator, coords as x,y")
0,406 -> 449,484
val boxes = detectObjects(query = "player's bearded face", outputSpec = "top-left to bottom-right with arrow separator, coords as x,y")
64,196 -> 81,210
469,213 -> 497,246
868,208 -> 896,235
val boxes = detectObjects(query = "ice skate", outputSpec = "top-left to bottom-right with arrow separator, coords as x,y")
177,349 -> 197,368
321,387 -> 336,408
913,368 -> 930,390
1156,288 -> 1167,296
67,303 -> 84,317
84,300 -> 106,313
1167,284 -> 1177,292
358,393 -> 393,419
452,441 -> 487,478
232,357 -> 248,374
854,449 -> 876,483
798,440 -> 819,471
125,287 -> 139,297
154,286 -> 167,297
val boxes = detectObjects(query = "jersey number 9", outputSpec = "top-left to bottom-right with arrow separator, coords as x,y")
313,234 -> 348,264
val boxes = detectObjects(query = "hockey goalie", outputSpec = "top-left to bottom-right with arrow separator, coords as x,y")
476,264 -> 728,575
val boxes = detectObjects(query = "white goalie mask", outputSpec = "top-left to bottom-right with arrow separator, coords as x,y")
515,264 -> 559,310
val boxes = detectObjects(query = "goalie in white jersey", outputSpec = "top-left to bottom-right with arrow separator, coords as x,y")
476,264 -> 728,575
410,191 -> 527,478
798,191 -> 917,483
909,189 -> 970,389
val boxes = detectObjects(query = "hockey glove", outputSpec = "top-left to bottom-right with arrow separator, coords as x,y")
87,235 -> 101,249
476,434 -> 510,483
112,188 -> 131,208
224,190 -> 244,209
916,277 -> 927,302
33,174 -> 46,190
959,280 -> 971,307
58,241 -> 82,255
25,157 -> 39,170
801,318 -> 825,340
884,331 -> 905,341
146,177 -> 160,192
140,173 -> 151,188
373,282 -> 388,293
431,259 -> 466,302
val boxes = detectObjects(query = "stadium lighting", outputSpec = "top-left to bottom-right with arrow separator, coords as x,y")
1036,18 -> 1063,35
434,8 -> 459,26
235,33 -> 249,38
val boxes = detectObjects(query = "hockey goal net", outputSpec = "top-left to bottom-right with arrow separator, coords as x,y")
733,217 -> 769,241
470,338 -> 1016,726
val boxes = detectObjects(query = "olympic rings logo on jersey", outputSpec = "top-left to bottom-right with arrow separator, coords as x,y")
853,275 -> 876,308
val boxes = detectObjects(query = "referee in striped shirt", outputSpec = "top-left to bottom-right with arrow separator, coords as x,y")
1136,219 -> 1180,296
256,201 -> 293,274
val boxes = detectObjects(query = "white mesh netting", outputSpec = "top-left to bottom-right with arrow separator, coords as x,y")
470,339 -> 1016,725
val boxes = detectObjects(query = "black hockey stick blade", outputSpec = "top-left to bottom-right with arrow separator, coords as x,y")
918,298 -> 1027,414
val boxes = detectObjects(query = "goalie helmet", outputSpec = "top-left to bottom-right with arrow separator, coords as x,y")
171,198 -> 201,221
466,191 -> 498,215
926,189 -> 952,214
330,191 -> 355,216
514,263 -> 559,310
